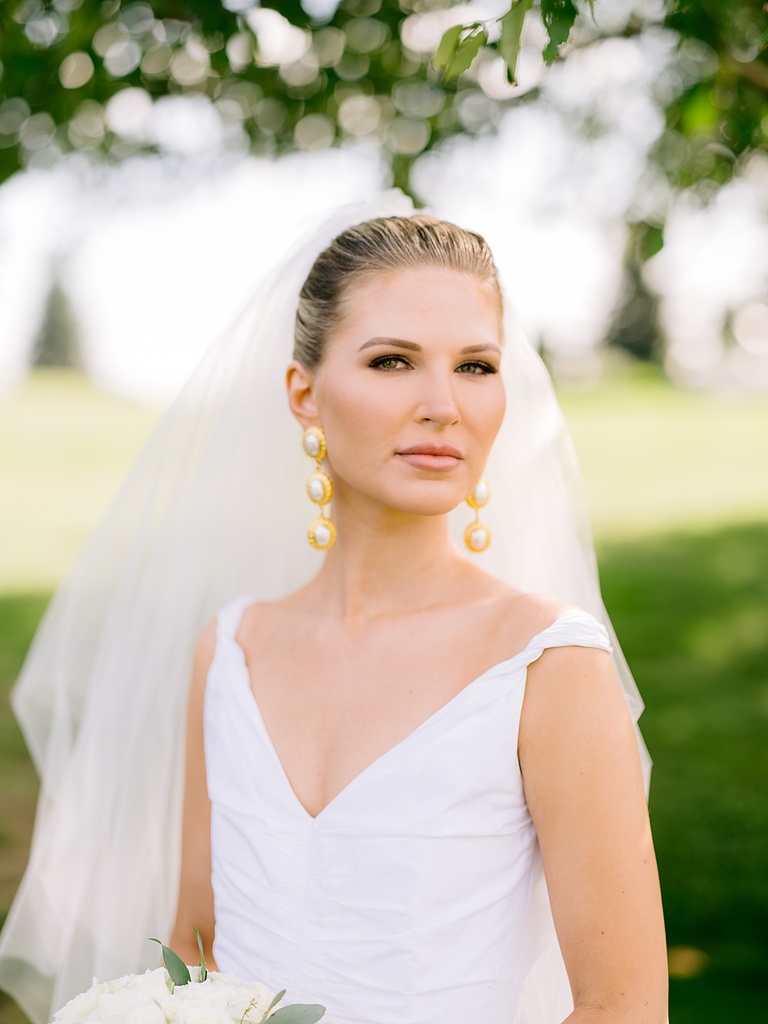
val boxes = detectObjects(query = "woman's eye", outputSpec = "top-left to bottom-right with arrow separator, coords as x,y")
457,360 -> 498,375
370,355 -> 410,370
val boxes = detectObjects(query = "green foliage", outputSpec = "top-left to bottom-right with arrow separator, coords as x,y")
267,1007 -> 325,1024
0,2 -> 765,201
265,990 -> 288,1016
658,0 -> 768,190
499,1 -> 533,85
149,937 -> 192,986
0,0 -> 495,194
435,24 -> 488,81
440,0 -> 766,204
541,0 -> 579,65
434,0 -> 581,87
193,925 -> 207,982
433,24 -> 462,73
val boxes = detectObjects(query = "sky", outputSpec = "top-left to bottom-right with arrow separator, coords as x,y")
1,4 -> 767,400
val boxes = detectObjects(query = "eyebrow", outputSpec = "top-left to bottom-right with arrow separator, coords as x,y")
357,336 -> 501,355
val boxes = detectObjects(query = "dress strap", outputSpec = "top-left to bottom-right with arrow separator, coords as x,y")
519,608 -> 612,668
215,593 -> 256,647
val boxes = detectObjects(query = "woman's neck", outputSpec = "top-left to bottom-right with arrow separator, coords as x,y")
305,505 -> 471,625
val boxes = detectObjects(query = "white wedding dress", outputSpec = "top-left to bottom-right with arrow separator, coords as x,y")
206,595 -> 613,1024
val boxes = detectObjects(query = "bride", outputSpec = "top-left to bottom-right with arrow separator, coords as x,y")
0,195 -> 667,1024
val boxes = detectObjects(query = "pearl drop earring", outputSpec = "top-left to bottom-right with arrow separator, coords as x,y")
464,479 -> 491,553
303,426 -> 336,551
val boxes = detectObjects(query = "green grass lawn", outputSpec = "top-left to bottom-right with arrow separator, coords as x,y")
1,369 -> 767,1023
0,371 -> 159,592
600,525 -> 768,1020
559,366 -> 768,539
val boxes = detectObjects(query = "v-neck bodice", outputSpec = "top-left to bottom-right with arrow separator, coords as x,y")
205,593 -> 611,1024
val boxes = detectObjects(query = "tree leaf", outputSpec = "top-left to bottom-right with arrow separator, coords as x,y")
443,25 -> 488,80
499,0 -> 533,84
434,24 -> 462,70
192,926 -> 207,982
267,1006 -> 326,1024
541,0 -> 578,64
266,991 -> 287,1015
149,938 -> 191,986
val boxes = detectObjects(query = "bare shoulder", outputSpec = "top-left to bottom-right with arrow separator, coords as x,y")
501,588 -> 575,627
237,593 -> 301,643
483,583 -> 579,649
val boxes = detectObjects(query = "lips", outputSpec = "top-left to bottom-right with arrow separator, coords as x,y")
396,443 -> 463,471
398,443 -> 462,458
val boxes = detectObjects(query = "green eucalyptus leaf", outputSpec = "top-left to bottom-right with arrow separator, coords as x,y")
541,0 -> 578,64
267,1005 -> 326,1024
266,991 -> 287,1014
499,0 -> 533,84
434,24 -> 463,70
444,25 -> 488,80
149,937 -> 191,986
192,926 -> 207,982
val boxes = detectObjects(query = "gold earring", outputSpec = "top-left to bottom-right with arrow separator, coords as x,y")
465,479 -> 491,553
303,426 -> 336,551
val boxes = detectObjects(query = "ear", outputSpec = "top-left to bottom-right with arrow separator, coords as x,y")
286,360 -> 319,428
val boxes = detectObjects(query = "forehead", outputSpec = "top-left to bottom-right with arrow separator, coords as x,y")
333,266 -> 503,346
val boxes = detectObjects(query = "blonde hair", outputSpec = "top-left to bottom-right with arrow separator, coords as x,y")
294,214 -> 502,368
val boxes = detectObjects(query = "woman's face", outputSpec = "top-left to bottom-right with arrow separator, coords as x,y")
293,266 -> 506,519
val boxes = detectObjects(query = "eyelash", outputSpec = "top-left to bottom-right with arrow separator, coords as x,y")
369,355 -> 498,375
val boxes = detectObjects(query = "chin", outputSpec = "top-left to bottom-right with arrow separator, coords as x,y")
381,488 -> 466,519
334,471 -> 470,519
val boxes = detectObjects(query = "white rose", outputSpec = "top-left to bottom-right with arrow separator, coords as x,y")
52,966 -> 279,1024
157,994 -> 177,1019
98,989 -> 140,1023
125,1003 -> 168,1024
175,1004 -> 232,1024
103,974 -> 135,995
134,970 -> 173,1002
172,981 -> 233,1024
53,982 -> 108,1024
206,975 -> 273,1021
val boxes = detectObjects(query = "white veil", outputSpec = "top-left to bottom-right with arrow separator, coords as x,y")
0,190 -> 649,1024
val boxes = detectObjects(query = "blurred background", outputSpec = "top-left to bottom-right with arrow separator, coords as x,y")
0,1 -> 767,1021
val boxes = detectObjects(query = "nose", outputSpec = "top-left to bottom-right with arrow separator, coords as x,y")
415,369 -> 460,427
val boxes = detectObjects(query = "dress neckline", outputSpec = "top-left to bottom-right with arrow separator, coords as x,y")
216,601 -> 593,823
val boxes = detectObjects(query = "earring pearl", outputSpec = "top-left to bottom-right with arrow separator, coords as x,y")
465,480 -> 491,552
303,426 -> 335,551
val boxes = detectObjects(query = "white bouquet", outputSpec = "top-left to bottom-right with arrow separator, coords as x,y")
52,934 -> 325,1024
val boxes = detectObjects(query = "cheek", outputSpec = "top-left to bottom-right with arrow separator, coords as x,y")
316,379 -> 396,478
326,388 -> 370,436
470,382 -> 506,455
